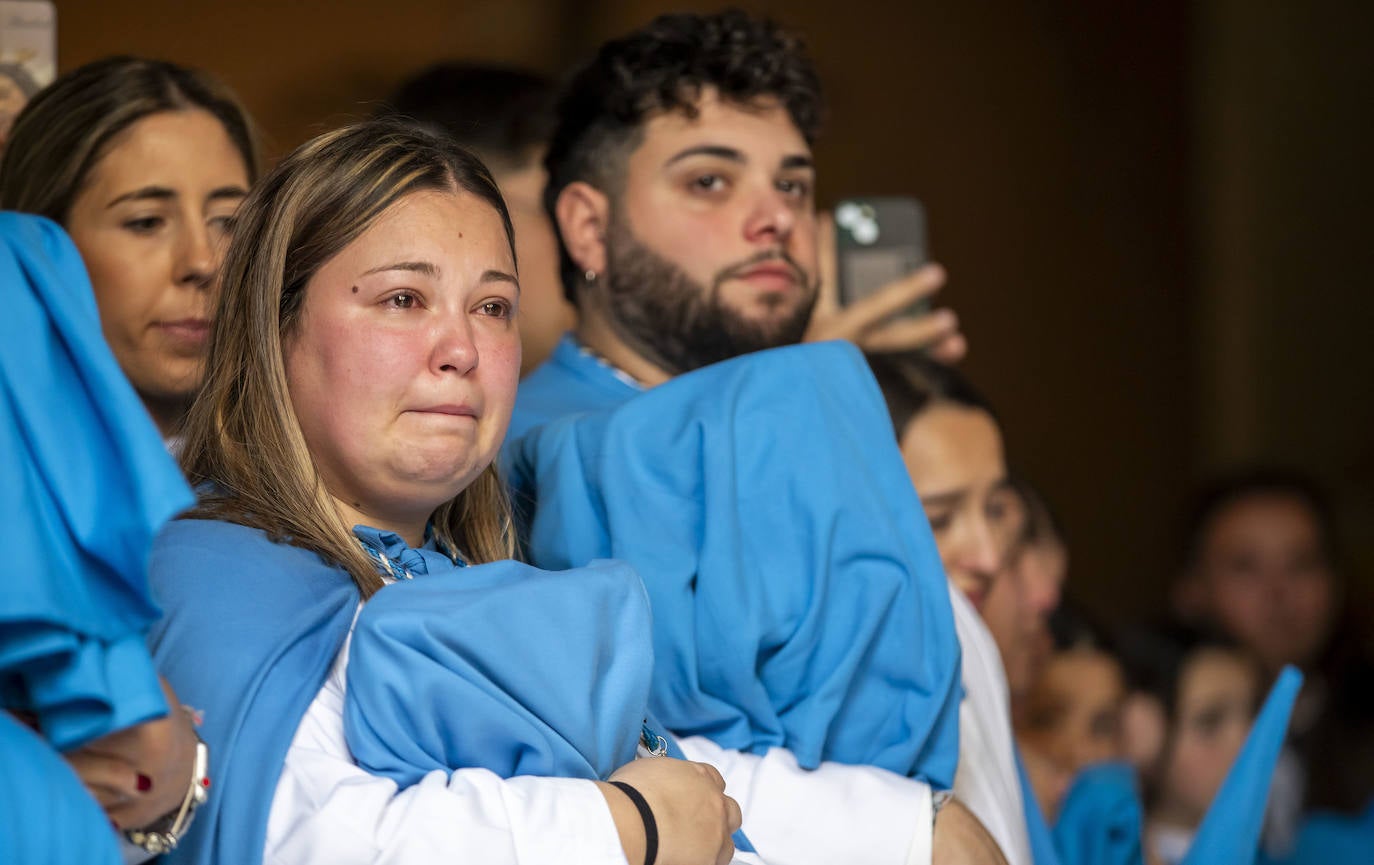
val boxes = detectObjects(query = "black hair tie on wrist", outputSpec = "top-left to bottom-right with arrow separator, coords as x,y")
609,780 -> 659,865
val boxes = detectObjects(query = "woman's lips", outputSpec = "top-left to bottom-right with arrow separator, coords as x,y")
409,404 -> 480,422
155,318 -> 211,347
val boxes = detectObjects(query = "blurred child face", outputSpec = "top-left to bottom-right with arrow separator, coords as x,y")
1197,494 -> 1335,673
986,535 -> 1067,700
1158,648 -> 1259,826
1018,646 -> 1127,818
900,402 -> 1020,611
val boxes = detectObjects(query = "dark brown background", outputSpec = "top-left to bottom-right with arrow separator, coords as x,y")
51,0 -> 1374,632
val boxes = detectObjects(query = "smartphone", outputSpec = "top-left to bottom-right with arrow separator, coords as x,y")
834,196 -> 929,315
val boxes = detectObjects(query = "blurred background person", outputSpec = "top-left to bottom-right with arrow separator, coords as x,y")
378,62 -> 575,376
0,55 -> 259,438
1171,469 -> 1374,851
988,478 -> 1068,718
1016,606 -> 1128,823
1117,629 -> 1263,865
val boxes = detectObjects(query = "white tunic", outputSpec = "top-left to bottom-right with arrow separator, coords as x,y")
950,584 -> 1033,865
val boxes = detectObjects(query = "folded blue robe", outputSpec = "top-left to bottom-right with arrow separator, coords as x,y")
344,557 -> 653,784
1,212 -> 193,864
506,340 -> 963,788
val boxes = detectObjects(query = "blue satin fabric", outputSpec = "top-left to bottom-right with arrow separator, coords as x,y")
0,212 -> 190,749
1051,762 -> 1143,865
1,213 -> 192,865
506,340 -> 963,788
1182,666 -> 1303,865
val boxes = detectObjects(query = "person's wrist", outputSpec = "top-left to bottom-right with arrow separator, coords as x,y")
124,728 -> 210,854
608,780 -> 658,865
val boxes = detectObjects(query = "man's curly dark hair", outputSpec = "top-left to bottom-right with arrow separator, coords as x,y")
544,9 -> 824,303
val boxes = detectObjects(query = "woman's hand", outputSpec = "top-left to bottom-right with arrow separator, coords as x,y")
63,676 -> 200,830
599,757 -> 742,865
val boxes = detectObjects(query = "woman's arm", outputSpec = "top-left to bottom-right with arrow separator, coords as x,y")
267,633 -> 739,865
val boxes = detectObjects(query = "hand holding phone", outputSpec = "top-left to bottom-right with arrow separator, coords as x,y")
804,196 -> 966,362
835,196 -> 930,315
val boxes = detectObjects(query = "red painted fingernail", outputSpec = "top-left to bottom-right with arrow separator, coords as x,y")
136,773 -> 153,792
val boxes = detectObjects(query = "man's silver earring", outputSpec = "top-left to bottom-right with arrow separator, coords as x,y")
584,269 -> 598,284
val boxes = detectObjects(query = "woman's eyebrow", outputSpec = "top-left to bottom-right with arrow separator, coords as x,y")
920,489 -> 966,509
106,185 -> 175,208
362,260 -> 440,278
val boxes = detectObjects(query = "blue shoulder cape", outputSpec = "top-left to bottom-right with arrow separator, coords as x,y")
506,340 -> 963,788
148,519 -> 359,865
1,212 -> 192,864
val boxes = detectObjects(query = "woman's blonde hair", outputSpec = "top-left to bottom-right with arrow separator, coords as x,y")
179,119 -> 517,597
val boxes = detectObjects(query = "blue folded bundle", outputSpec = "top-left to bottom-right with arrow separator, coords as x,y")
508,340 -> 963,787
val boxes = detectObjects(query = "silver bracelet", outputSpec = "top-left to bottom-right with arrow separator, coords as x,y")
124,734 -> 210,854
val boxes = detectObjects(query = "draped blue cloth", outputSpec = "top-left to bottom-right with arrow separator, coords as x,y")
1182,666 -> 1304,865
0,212 -> 190,748
506,340 -> 963,788
1051,763 -> 1144,865
1,212 -> 192,864
344,556 -> 653,785
0,713 -> 121,864
149,518 -> 758,865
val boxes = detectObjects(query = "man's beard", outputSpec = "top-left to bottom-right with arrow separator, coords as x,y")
600,212 -> 818,376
